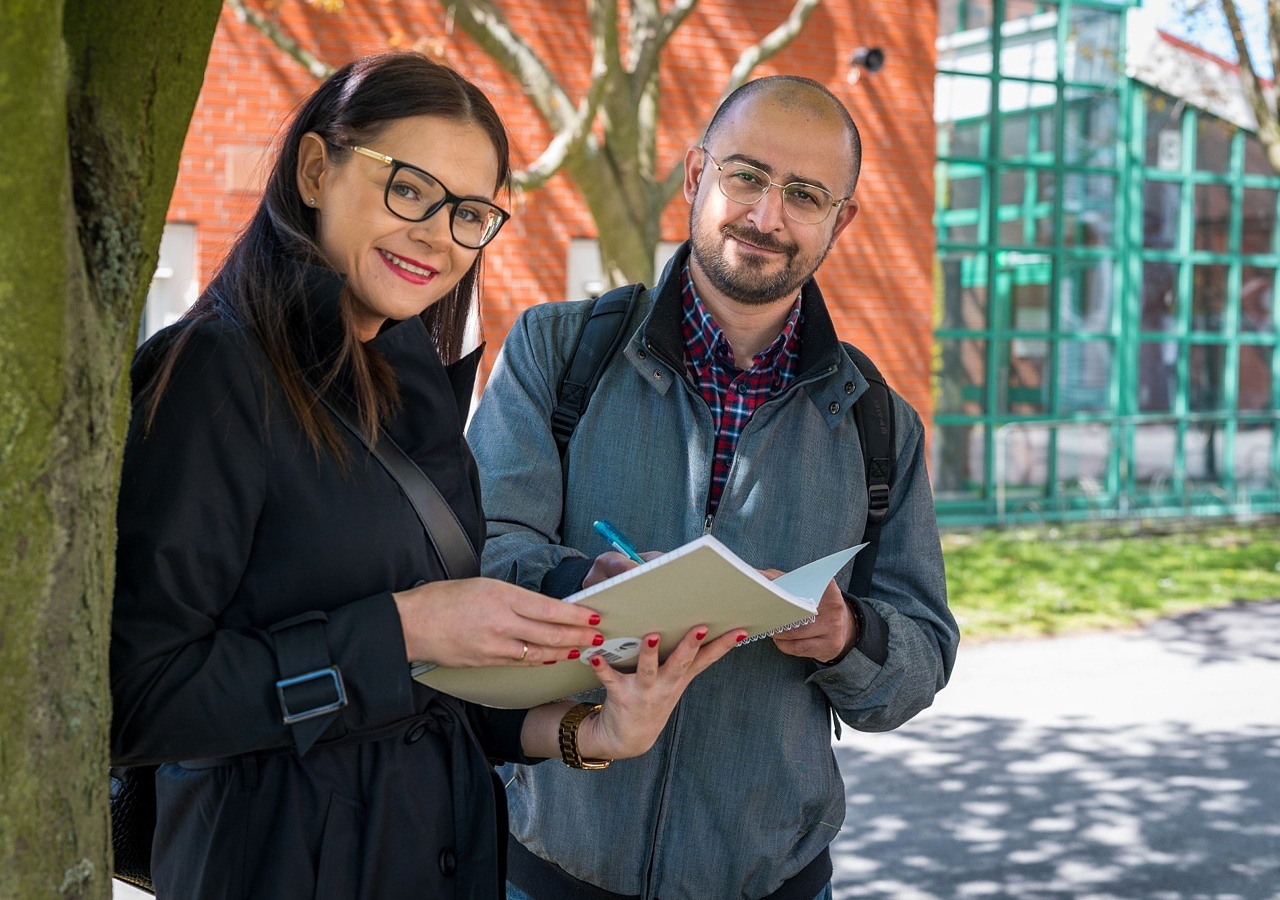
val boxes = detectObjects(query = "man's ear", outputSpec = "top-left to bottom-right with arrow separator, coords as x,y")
683,145 -> 708,204
296,132 -> 330,205
829,197 -> 860,245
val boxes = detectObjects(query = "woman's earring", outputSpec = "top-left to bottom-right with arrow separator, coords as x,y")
309,196 -> 317,206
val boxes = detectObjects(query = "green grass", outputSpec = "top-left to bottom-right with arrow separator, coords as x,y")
942,516 -> 1280,641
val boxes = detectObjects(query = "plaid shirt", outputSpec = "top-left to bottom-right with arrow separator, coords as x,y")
681,265 -> 804,515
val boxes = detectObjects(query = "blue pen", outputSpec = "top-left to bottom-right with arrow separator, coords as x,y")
592,519 -> 646,564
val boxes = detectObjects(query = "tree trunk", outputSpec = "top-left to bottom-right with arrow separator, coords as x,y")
0,1 -> 220,896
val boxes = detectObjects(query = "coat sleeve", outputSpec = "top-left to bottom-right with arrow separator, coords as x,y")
110,325 -> 415,764
466,306 -> 595,596
805,397 -> 960,732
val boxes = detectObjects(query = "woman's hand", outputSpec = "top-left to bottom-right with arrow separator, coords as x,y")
520,624 -> 744,761
392,577 -> 603,668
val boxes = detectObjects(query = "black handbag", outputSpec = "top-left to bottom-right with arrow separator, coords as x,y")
109,765 -> 157,893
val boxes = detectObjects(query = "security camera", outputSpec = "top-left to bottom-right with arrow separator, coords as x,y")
849,47 -> 885,73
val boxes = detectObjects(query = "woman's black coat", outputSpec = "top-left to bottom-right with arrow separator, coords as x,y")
110,271 -> 529,899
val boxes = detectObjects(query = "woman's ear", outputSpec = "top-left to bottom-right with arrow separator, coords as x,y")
296,133 -> 329,206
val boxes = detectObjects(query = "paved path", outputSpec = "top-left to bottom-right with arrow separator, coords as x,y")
830,600 -> 1280,899
116,601 -> 1280,899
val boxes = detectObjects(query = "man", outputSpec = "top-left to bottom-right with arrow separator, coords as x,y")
467,76 -> 958,900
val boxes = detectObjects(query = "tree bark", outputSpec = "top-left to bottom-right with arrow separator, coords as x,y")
0,1 -> 220,896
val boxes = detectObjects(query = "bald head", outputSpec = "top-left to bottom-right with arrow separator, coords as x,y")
702,76 -> 862,196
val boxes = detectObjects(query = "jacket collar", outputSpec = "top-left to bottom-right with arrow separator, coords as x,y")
294,263 -> 483,422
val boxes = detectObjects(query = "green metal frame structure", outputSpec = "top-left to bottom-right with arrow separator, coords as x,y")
934,0 -> 1280,525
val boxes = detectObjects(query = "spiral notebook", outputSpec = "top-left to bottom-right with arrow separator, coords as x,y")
411,535 -> 866,708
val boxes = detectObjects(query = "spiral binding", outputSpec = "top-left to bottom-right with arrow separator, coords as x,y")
739,613 -> 818,644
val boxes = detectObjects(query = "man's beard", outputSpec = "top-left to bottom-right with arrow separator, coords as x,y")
688,200 -> 830,307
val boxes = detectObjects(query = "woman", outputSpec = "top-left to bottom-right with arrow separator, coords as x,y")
110,52 -> 739,899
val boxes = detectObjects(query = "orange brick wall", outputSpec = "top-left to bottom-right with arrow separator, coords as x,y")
169,1 -> 938,419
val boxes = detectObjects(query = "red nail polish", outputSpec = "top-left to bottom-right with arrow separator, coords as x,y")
543,660 -> 556,665
695,629 -> 708,641
590,656 -> 602,667
588,614 -> 601,626
568,649 -> 581,660
647,636 -> 660,648
592,634 -> 604,646
736,632 -> 749,643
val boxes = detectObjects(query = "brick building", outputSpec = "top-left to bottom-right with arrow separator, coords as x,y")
154,0 -> 940,422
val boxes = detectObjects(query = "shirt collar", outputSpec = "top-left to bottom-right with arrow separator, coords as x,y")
681,264 -> 803,376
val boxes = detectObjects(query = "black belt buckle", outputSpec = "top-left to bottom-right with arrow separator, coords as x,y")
276,666 -> 348,725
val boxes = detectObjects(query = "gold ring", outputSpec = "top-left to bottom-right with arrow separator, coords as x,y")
518,642 -> 528,662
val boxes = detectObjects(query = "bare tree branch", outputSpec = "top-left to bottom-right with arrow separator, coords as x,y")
724,0 -> 823,99
1220,0 -> 1280,169
227,0 -> 334,79
446,0 -> 578,132
634,0 -> 698,84
508,0 -> 612,190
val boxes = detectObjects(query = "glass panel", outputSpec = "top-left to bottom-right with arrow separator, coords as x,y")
1234,424 -> 1276,488
1237,343 -> 1274,412
1185,422 -> 1225,481
1143,180 -> 1181,249
998,167 -> 1028,206
998,6 -> 1060,81
1241,266 -> 1276,333
1145,93 -> 1185,171
1193,183 -> 1231,252
1241,188 -> 1277,255
936,74 -> 992,133
1140,260 -> 1180,332
1195,115 -> 1235,172
1191,264 -> 1228,332
1004,0 -> 1053,24
1057,338 -> 1113,413
1188,342 -> 1228,411
1001,112 -> 1031,159
1005,339 -> 1049,414
1137,338 -> 1180,413
938,253 -> 990,329
1036,107 -> 1057,156
948,172 -> 984,211
943,121 -> 985,159
1009,269 -> 1051,331
1064,91 -> 1118,166
935,338 -> 989,415
1058,258 -> 1112,330
938,166 -> 985,245
997,214 -> 1032,246
999,424 -> 1050,488
998,78 -> 1059,117
1056,423 -> 1110,484
1132,422 -> 1178,484
1245,132 -> 1274,176
1066,6 -> 1122,84
931,423 -> 987,497
1063,173 -> 1116,247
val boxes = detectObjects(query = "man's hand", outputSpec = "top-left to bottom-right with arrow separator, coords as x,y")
583,550 -> 663,589
771,577 -> 856,663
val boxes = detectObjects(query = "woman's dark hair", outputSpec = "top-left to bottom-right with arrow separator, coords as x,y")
146,52 -> 511,455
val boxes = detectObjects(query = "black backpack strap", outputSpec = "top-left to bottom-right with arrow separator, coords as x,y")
551,283 -> 644,458
844,343 -> 895,598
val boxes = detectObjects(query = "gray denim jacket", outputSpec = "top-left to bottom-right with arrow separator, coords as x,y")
467,244 -> 958,900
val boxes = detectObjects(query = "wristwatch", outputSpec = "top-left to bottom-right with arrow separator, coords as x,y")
558,702 -> 612,770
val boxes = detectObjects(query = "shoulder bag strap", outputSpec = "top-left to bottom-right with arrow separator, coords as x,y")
319,394 -> 479,580
844,343 -> 896,599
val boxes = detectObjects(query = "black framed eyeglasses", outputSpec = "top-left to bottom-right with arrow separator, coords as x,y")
348,146 -> 510,250
699,148 -> 845,225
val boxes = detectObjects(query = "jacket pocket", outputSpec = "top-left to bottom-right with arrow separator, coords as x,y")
316,793 -> 364,900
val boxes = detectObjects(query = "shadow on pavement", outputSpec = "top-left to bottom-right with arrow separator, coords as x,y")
831,717 -> 1280,899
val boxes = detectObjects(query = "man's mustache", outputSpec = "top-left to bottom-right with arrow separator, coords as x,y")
721,224 -> 796,255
